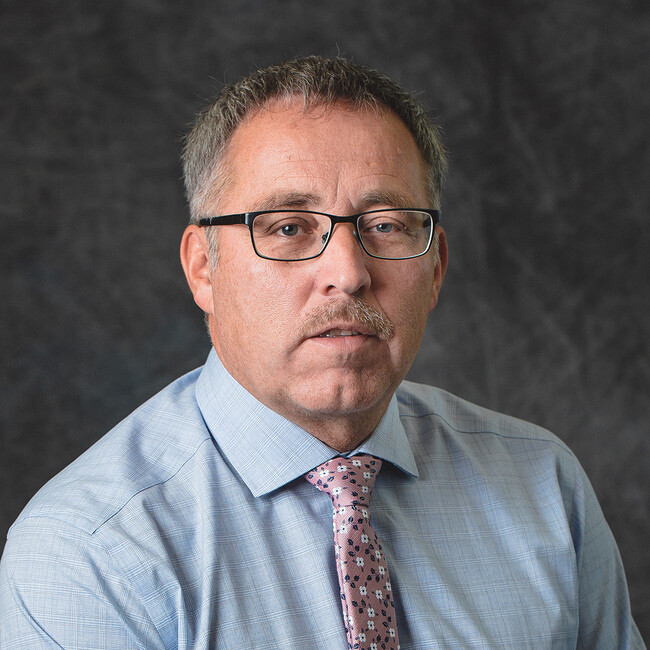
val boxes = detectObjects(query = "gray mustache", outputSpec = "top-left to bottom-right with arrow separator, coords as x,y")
302,298 -> 394,341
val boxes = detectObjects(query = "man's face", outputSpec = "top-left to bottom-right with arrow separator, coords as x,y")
184,99 -> 447,448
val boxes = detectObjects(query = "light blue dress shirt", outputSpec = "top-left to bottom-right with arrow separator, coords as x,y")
0,349 -> 644,648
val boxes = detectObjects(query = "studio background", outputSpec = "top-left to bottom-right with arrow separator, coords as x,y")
2,0 -> 648,639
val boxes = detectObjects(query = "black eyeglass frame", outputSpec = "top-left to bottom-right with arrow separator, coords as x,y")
198,208 -> 441,261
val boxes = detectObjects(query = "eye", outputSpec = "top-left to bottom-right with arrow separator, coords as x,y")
363,218 -> 404,235
273,218 -> 317,237
253,211 -> 322,243
280,223 -> 301,236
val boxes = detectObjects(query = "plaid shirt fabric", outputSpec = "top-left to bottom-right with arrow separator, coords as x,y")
0,349 -> 644,648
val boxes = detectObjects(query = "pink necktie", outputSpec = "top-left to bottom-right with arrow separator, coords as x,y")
305,455 -> 400,650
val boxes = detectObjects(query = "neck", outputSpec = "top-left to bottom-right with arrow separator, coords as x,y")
273,402 -> 388,453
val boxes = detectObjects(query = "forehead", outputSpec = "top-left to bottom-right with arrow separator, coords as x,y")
214,99 -> 429,212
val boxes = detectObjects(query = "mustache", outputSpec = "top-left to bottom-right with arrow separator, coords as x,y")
301,298 -> 394,341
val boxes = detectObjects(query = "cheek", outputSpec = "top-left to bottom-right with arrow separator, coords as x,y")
375,257 -> 434,309
381,269 -> 435,350
214,259 -> 313,338
395,296 -> 430,344
247,264 -> 307,316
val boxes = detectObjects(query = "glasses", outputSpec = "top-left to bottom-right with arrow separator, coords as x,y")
198,208 -> 440,261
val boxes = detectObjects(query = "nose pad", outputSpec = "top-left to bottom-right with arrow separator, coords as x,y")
320,227 -> 360,254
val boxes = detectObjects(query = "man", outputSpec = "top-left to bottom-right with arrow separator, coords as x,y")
0,56 -> 644,648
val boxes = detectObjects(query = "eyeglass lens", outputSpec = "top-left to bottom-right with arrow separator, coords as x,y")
251,211 -> 432,260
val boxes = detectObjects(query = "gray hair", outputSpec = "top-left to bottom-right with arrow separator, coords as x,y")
182,55 -> 447,226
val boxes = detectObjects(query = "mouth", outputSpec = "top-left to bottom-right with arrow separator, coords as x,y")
301,298 -> 394,342
309,321 -> 376,340
317,329 -> 364,338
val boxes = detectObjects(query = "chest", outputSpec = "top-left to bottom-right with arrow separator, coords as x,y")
116,478 -> 579,648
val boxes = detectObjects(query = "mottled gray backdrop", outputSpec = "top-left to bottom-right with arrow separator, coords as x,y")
1,0 -> 649,639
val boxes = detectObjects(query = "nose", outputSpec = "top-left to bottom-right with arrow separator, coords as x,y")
315,223 -> 372,296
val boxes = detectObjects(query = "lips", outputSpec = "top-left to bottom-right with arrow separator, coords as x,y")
318,329 -> 363,338
310,321 -> 375,339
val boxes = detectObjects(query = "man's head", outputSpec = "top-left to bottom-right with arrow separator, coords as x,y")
180,56 -> 448,451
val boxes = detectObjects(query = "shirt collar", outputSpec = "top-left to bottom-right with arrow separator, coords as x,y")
351,399 -> 419,478
196,349 -> 418,497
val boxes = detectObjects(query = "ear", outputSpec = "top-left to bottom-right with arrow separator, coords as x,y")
429,226 -> 448,312
180,225 -> 215,316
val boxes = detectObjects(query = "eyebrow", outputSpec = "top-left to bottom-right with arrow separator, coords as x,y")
255,192 -> 321,211
252,189 -> 419,213
359,190 -> 418,209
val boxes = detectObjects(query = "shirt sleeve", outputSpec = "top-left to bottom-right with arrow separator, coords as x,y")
567,460 -> 646,648
0,517 -> 163,650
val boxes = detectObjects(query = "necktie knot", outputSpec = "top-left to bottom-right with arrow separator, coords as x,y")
305,454 -> 381,508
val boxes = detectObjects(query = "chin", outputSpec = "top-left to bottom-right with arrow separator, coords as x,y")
291,376 -> 395,418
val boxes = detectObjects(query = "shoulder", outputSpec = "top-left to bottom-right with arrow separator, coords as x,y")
395,379 -> 586,510
10,365 -> 211,538
395,379 -> 598,541
394,382 -> 644,647
0,364 -> 219,646
396,379 -> 574,457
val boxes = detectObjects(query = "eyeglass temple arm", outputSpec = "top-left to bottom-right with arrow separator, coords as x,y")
198,214 -> 251,227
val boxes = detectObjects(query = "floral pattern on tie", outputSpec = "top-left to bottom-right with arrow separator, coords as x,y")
305,455 -> 400,650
